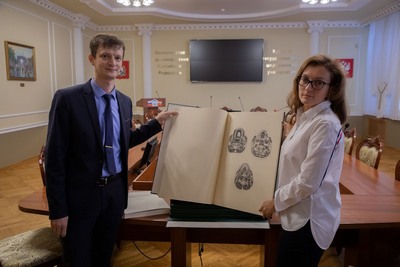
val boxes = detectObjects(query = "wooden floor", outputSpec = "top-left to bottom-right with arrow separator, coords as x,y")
0,143 -> 399,266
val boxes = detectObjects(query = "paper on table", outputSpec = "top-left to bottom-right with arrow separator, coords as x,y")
124,191 -> 170,218
166,220 -> 270,229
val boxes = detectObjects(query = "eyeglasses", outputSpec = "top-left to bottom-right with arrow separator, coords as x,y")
297,76 -> 330,90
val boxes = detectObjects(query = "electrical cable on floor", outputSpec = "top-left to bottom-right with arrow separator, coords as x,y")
132,241 -> 171,260
198,243 -> 204,267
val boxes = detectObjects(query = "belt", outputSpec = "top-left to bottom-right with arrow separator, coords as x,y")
97,172 -> 122,187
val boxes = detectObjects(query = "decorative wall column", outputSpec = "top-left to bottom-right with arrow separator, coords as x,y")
307,21 -> 326,56
136,24 -> 154,98
73,14 -> 89,84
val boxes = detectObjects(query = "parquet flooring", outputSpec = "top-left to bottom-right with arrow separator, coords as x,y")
0,141 -> 398,266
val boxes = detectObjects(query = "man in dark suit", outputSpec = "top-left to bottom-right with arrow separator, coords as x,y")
45,33 -> 176,266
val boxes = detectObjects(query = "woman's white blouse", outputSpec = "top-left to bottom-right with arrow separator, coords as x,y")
274,100 -> 344,249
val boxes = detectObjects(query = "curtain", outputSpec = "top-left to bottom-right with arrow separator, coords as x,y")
364,12 -> 400,120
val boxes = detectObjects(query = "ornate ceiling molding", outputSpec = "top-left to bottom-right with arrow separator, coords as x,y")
92,24 -> 136,31
360,0 -> 400,26
95,21 -> 362,32
152,22 -> 307,31
31,0 -> 90,26
30,0 -> 397,32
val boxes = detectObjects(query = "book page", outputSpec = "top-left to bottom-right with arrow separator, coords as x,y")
213,111 -> 283,215
152,105 -> 196,194
153,108 -> 228,204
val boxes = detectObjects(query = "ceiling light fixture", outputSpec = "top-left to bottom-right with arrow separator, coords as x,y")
302,0 -> 337,4
116,0 -> 154,7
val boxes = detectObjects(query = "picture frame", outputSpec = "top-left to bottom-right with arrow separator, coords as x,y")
4,41 -> 36,81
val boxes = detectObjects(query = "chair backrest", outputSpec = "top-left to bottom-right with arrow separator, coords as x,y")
283,111 -> 296,125
219,106 -> 244,112
250,106 -> 267,112
281,111 -> 296,142
355,135 -> 384,169
38,145 -> 46,186
344,127 -> 357,155
395,160 -> 400,181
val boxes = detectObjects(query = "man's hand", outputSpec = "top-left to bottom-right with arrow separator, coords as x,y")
155,110 -> 178,125
51,216 -> 69,237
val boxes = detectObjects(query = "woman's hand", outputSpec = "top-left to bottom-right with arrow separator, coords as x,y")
259,200 -> 275,219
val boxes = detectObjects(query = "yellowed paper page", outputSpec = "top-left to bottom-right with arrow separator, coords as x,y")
152,104 -> 196,193
153,108 -> 228,204
213,111 -> 283,215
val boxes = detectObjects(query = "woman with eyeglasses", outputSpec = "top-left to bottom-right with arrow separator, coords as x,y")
259,54 -> 347,266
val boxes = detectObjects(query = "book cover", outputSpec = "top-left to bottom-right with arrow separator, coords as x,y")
152,108 -> 283,215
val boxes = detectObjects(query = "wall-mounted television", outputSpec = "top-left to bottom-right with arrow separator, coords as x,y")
189,39 -> 264,83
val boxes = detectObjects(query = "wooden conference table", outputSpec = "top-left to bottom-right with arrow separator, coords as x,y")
19,145 -> 400,266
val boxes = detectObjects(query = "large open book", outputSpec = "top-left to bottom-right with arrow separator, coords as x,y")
152,108 -> 283,216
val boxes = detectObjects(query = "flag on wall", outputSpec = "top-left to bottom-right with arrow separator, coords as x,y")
336,58 -> 353,78
117,60 -> 129,79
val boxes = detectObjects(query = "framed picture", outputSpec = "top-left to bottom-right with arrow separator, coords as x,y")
4,41 -> 36,81
117,60 -> 129,79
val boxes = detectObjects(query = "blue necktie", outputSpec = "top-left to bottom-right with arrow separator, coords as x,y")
103,94 -> 117,175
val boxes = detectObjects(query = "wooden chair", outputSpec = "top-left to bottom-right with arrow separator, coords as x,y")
0,227 -> 62,267
344,127 -> 357,155
38,145 -> 46,186
250,106 -> 267,112
0,145 -> 63,267
281,111 -> 296,139
395,160 -> 400,181
283,111 -> 296,125
220,106 -> 241,112
355,135 -> 384,169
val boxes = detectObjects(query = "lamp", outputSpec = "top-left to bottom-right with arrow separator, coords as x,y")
302,0 -> 337,4
116,0 -> 154,7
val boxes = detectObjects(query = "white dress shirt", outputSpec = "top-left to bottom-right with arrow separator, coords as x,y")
274,100 -> 344,249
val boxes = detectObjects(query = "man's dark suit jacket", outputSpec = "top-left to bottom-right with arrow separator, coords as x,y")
45,79 -> 162,220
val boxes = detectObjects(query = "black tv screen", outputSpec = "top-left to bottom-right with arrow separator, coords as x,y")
189,39 -> 264,82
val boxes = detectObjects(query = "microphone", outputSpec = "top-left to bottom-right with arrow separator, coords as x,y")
343,123 -> 350,131
238,97 -> 245,111
155,90 -> 161,98
210,96 -> 213,108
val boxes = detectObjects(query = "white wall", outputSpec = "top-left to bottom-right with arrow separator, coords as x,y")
0,0 -> 371,167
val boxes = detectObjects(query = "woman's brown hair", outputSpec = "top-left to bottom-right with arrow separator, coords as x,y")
287,54 -> 347,124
